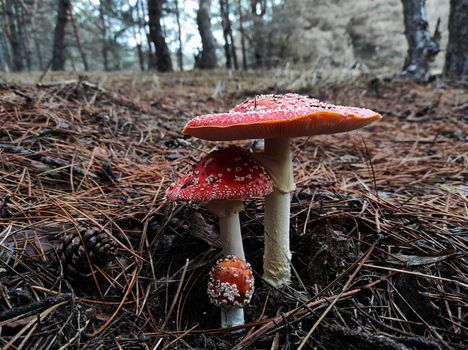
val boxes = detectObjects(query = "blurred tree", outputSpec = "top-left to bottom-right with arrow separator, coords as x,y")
99,0 -> 110,70
400,0 -> 440,81
236,0 -> 247,70
51,0 -> 71,71
174,0 -> 183,70
69,4 -> 88,71
2,0 -> 27,71
147,0 -> 173,72
219,0 -> 238,69
250,0 -> 268,68
195,0 -> 217,69
444,0 -> 468,82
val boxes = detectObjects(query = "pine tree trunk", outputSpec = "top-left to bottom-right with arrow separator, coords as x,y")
137,0 -> 153,70
251,0 -> 267,68
219,0 -> 237,69
147,0 -> 173,72
29,0 -> 44,70
69,5 -> 88,71
175,0 -> 184,70
195,0 -> 217,69
16,2 -> 31,71
236,0 -> 247,70
4,0 -> 24,71
444,0 -> 468,82
400,0 -> 440,81
99,0 -> 109,71
0,33 -> 11,71
51,0 -> 71,71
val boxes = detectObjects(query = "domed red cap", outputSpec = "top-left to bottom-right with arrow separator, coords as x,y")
165,146 -> 273,203
183,93 -> 382,141
208,256 -> 254,308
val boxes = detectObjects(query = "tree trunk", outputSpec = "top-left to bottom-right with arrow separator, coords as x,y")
250,0 -> 267,68
99,0 -> 109,71
0,32 -> 11,71
69,5 -> 88,71
29,0 -> 44,70
219,0 -> 238,69
444,0 -> 468,82
137,0 -> 153,70
195,0 -> 217,69
4,0 -> 24,71
237,0 -> 247,70
16,2 -> 31,71
51,0 -> 70,71
400,0 -> 440,81
175,0 -> 184,70
147,0 -> 173,72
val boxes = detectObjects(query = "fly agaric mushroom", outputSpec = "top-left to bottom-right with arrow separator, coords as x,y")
165,145 -> 273,258
165,146 -> 272,326
183,94 -> 382,287
208,255 -> 254,327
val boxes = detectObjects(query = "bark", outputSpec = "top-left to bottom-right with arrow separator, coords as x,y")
175,0 -> 184,70
69,5 -> 88,71
444,0 -> 468,82
147,0 -> 173,72
400,0 -> 440,81
219,0 -> 238,69
237,0 -> 247,70
195,0 -> 217,69
16,1 -> 31,71
4,0 -> 24,71
29,0 -> 44,70
99,0 -> 109,71
51,0 -> 71,71
129,1 -> 145,71
0,33 -> 11,71
250,0 -> 267,68
137,0 -> 154,70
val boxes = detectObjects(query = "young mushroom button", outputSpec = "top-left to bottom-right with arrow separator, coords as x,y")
208,256 -> 254,309
183,94 -> 382,287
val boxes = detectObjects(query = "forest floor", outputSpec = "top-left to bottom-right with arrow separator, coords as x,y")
0,70 -> 466,349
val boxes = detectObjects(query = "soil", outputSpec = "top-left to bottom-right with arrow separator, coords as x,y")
0,71 -> 466,349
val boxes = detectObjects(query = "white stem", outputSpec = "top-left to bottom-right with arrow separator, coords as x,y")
262,138 -> 293,287
220,307 -> 245,328
207,200 -> 246,327
218,212 -> 245,259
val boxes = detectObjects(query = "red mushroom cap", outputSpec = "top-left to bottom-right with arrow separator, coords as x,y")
183,93 -> 382,141
208,255 -> 254,308
165,146 -> 273,203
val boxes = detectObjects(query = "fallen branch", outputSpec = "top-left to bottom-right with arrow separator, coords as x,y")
0,144 -> 97,178
0,293 -> 72,323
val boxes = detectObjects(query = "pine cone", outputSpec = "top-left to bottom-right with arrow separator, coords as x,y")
56,226 -> 117,278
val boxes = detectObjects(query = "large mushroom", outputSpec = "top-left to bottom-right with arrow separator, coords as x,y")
165,145 -> 273,326
183,94 -> 382,287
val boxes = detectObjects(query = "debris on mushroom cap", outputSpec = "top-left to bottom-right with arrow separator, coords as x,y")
183,93 -> 382,141
207,255 -> 254,308
165,146 -> 273,203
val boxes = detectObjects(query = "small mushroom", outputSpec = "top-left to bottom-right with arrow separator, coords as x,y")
183,94 -> 382,287
165,145 -> 272,326
208,255 -> 254,327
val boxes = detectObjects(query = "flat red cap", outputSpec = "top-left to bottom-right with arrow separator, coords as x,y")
208,256 -> 254,308
165,146 -> 273,203
183,93 -> 382,141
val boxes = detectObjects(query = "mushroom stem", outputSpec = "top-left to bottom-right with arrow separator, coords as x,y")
220,307 -> 244,328
207,200 -> 246,327
262,137 -> 293,287
219,213 -> 245,259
